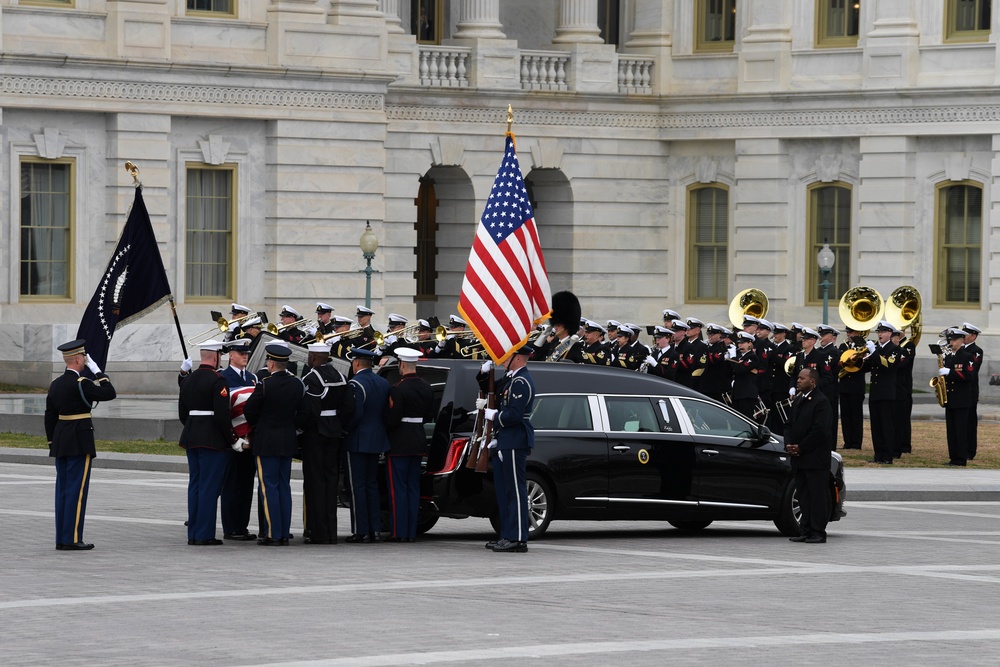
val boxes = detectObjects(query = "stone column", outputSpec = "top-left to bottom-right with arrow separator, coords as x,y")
381,0 -> 404,34
453,0 -> 506,39
553,0 -> 603,44
856,136 -> 916,287
738,0 -> 792,93
106,0 -> 170,60
862,0 -> 919,88
328,0 -> 382,25
624,0 -> 673,93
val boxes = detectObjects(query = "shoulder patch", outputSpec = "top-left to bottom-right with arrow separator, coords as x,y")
220,387 -> 229,398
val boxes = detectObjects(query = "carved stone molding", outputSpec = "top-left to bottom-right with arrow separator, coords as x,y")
528,139 -> 565,170
387,105 -> 661,129
33,127 -> 67,159
944,152 -> 973,182
2,76 -> 383,112
199,135 -> 231,165
429,136 -> 465,167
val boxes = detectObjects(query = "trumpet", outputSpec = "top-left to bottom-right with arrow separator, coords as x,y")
187,312 -> 257,345
459,341 -> 486,358
266,318 -> 313,335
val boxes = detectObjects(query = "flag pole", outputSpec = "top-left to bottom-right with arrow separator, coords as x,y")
124,161 -> 188,360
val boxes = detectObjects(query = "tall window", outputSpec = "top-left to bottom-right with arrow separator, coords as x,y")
187,0 -> 235,17
687,185 -> 729,303
945,0 -> 991,43
414,176 -> 438,300
936,182 -> 982,305
186,166 -> 235,299
20,0 -> 74,7
816,0 -> 860,48
807,183 -> 852,304
598,0 -> 621,46
412,0 -> 444,44
20,159 -> 74,299
695,0 -> 736,53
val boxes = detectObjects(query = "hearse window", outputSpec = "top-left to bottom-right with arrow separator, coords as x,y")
530,395 -> 593,431
679,399 -> 754,439
604,396 -> 669,433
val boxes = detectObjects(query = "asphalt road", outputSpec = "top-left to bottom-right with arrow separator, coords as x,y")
3,461 -> 1000,666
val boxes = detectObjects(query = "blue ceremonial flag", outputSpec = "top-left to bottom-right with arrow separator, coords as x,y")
76,187 -> 173,369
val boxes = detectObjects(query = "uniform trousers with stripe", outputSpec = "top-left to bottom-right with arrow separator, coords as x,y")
387,454 -> 421,540
492,448 -> 529,543
256,455 -> 292,540
221,449 -> 256,536
186,447 -> 230,542
347,452 -> 382,536
54,454 -> 92,546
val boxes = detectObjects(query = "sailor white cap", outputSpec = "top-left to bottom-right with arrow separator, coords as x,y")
307,341 -> 331,353
200,339 -> 225,351
395,347 -> 421,363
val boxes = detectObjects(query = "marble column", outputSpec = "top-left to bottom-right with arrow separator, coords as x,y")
553,0 -> 603,44
624,0 -> 673,94
381,0 -> 404,34
453,0 -> 506,39
738,0 -> 792,93
856,136 -> 916,285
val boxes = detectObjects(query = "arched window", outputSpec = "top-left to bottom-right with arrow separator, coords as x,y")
414,176 -> 438,300
687,184 -> 729,303
807,183 -> 852,304
935,181 -> 982,305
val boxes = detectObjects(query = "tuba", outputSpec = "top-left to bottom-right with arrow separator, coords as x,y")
886,285 -> 922,348
838,285 -> 884,334
728,289 -> 768,329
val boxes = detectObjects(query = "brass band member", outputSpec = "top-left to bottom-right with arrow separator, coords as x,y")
579,320 -> 609,365
682,317 -> 708,392
891,328 -> 915,457
699,323 -> 732,403
432,314 -> 469,359
731,331 -> 764,421
961,323 -> 984,460
376,313 -> 409,365
838,327 -> 871,450
862,321 -> 900,464
314,302 -> 336,337
611,324 -> 643,370
815,324 -> 841,448
355,305 -> 377,346
766,323 -> 793,436
752,318 -> 774,405
328,316 -> 356,360
940,328 -> 977,466
409,319 -> 438,356
277,305 -> 307,345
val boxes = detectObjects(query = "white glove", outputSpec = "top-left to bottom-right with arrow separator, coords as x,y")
480,360 -> 493,374
789,387 -> 796,397
866,340 -> 876,353
180,358 -> 193,373
725,347 -> 737,359
85,354 -> 101,374
329,335 -> 341,345
475,398 -> 488,410
645,355 -> 658,367
938,367 -> 950,376
435,341 -> 446,352
228,322 -> 239,332
231,437 -> 248,453
484,408 -> 498,421
487,439 -> 498,450
306,325 -> 318,336
385,334 -> 398,345
446,334 -> 455,340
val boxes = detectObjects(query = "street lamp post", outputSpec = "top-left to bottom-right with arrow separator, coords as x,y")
359,220 -> 379,309
817,242 -> 836,325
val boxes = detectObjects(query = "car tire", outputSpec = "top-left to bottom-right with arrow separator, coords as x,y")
667,519 -> 713,531
774,480 -> 803,537
416,512 -> 439,535
488,473 -> 555,539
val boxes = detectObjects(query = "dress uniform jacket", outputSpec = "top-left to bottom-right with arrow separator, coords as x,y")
864,341 -> 900,402
944,347 -> 976,409
580,340 -> 609,365
698,342 -> 731,401
965,341 -> 983,458
788,349 -> 834,394
677,338 -> 707,390
753,338 -> 774,396
298,363 -> 354,440
243,370 -> 305,457
385,373 -> 434,456
731,351 -> 764,401
45,370 -> 117,458
478,367 -> 536,451
345,368 -> 391,454
178,365 -> 234,451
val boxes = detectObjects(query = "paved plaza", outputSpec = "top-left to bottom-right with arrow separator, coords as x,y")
2,460 -> 1000,665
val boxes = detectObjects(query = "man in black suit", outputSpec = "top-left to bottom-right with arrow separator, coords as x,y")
784,368 -> 832,544
45,339 -> 117,551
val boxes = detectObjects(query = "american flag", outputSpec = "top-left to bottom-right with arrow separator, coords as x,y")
230,386 -> 255,439
459,134 -> 551,364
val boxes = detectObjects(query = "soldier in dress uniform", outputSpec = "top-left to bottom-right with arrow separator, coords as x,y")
838,327 -> 871,450
815,324 -> 841,448
789,322 -> 804,354
643,326 -> 673,379
606,320 -> 621,344
891,328 -> 915,457
328,316 -> 356,360
682,318 -> 708,391
237,316 -> 263,351
662,309 -> 681,327
219,337 -> 258,541
277,305 -> 307,345
344,347 -> 391,542
432,314 -> 470,359
313,302 -> 336,338
244,344 -> 306,545
376,313 -> 409,365
355,305 -> 377,347
699,324 -> 732,402
940,328 -> 977,466
786,327 -> 832,397
178,339 -> 236,546
46,339 -> 117,551
384,348 -> 434,542
746,317 -> 773,403
611,325 -> 643,370
731,331 -> 764,421
579,320 -> 610,365
409,319 -> 438,356
297,341 -> 354,544
766,323 -> 794,436
625,323 -> 651,360
224,303 -> 252,341
862,321 -> 901,464
961,323 -> 983,460
672,320 -> 699,388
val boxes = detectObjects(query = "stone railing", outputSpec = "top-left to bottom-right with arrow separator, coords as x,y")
618,56 -> 654,95
520,50 -> 571,91
418,46 -> 470,87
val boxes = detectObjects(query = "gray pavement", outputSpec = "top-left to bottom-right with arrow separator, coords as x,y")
3,460 -> 1000,666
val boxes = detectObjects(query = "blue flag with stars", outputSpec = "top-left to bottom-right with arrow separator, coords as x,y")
76,188 -> 173,369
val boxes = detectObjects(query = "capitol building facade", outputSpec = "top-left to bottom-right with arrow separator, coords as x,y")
1,0 -> 997,390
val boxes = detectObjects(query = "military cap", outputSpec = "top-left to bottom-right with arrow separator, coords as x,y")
670,319 -> 690,332
395,347 -> 421,363
514,344 -> 534,356
224,338 -> 252,353
417,319 -> 433,332
200,339 -> 225,352
742,315 -> 761,327
231,303 -> 251,315
800,327 -> 820,339
607,320 -> 622,330
448,314 -> 467,327
686,317 -> 705,329
816,324 -> 840,336
772,323 -> 791,334
875,320 -> 898,334
242,316 -> 262,328
265,343 -> 291,360
757,319 -> 773,331
662,309 -> 681,321
333,315 -> 354,326
706,323 -> 727,335
307,342 -> 331,354
279,305 -> 301,319
736,331 -> 755,343
584,320 -> 607,334
356,305 -> 375,317
945,327 -> 967,340
349,347 -> 378,360
962,322 -> 982,335
316,302 -> 334,314
58,339 -> 87,357
387,313 -> 408,326
652,326 -> 672,338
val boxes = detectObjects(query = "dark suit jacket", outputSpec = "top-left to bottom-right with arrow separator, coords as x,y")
45,369 -> 117,458
784,390 -> 832,469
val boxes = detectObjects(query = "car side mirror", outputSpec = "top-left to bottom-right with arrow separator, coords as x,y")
757,425 -> 772,444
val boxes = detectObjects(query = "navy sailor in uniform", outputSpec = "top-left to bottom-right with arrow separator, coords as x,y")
45,339 -> 117,551
383,347 -> 434,542
941,328 -> 977,466
178,339 -> 235,546
478,345 -> 536,553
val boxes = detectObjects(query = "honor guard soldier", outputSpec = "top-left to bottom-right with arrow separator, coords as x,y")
328,316 -> 356,360
478,345 -> 536,553
940,328 -> 977,466
838,327 -> 870,450
682,317 -> 708,391
698,324 -> 732,402
432,314 -> 469,359
244,344 -> 306,545
731,332 -> 764,421
961,323 -> 983,459
766,323 -> 794,435
815,324 -> 841,448
219,337 -> 258,541
579,320 -> 610,365
345,347 -> 391,542
297,341 -> 354,544
277,305 -> 306,345
46,339 -> 117,551
891,328 -> 915,457
384,348 -> 434,542
178,339 -> 235,546
355,305 -> 377,346
862,321 -> 901,464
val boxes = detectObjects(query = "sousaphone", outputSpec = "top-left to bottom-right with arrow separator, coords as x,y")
885,285 -> 922,348
728,288 -> 768,329
838,285 -> 884,334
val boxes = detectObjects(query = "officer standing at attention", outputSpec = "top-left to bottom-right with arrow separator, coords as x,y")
731,331 -> 764,421
961,323 -> 983,460
244,344 -> 305,545
178,339 -> 236,546
837,327 -> 870,450
383,348 -> 434,542
815,324 -> 841,448
219,337 -> 258,541
940,328 -> 977,466
784,368 -> 833,544
344,347 -> 391,543
45,339 -> 117,551
891,328 -> 915,458
478,345 -> 536,553
863,321 -> 901,464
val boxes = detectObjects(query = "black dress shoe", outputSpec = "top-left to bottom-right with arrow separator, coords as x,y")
303,537 -> 328,545
486,539 -> 499,549
257,537 -> 276,545
279,538 -> 289,546
788,535 -> 808,543
193,539 -> 223,546
949,460 -> 967,466
345,533 -> 370,543
56,542 -> 95,551
385,536 -> 403,543
493,540 -> 528,553
224,533 -> 257,541
804,535 -> 827,543
369,533 -> 383,543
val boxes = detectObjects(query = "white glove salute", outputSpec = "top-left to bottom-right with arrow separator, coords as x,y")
475,397 -> 488,411
85,354 -> 102,375
484,408 -> 498,421
938,367 -> 951,376
480,360 -> 494,374
180,358 -> 193,373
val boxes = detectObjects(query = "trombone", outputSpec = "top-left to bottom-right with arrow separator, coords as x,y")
187,312 -> 256,345
265,318 -> 313,335
435,326 -> 478,342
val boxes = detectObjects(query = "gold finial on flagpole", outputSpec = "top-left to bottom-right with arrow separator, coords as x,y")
506,105 -> 513,134
124,161 -> 141,188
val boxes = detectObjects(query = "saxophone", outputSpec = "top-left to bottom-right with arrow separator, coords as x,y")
929,340 -> 948,408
